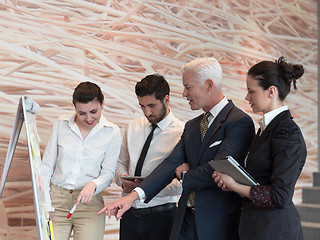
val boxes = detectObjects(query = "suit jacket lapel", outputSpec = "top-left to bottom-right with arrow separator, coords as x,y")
197,101 -> 234,163
246,110 -> 292,165
192,115 -> 203,152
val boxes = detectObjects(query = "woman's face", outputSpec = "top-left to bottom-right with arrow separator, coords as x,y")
74,99 -> 103,130
245,75 -> 271,114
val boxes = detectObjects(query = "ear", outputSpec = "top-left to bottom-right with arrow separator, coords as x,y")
205,79 -> 214,91
163,95 -> 170,105
267,86 -> 278,98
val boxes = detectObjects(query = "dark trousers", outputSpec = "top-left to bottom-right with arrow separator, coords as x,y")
177,207 -> 198,240
120,205 -> 176,240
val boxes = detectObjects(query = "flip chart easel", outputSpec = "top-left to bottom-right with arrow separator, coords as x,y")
0,96 -> 52,239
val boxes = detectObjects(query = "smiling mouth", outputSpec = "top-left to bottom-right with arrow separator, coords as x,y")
86,120 -> 95,125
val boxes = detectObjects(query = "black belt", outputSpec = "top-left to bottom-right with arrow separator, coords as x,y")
129,203 -> 176,217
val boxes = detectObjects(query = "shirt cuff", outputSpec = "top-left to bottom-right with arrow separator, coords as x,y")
133,187 -> 146,202
250,185 -> 273,210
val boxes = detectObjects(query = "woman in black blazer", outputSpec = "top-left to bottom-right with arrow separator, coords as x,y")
212,57 -> 306,240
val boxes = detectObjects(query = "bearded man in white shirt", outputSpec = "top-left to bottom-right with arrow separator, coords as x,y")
114,74 -> 184,240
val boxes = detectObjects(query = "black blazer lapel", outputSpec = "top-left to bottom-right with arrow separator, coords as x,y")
197,101 -> 234,163
246,110 -> 292,165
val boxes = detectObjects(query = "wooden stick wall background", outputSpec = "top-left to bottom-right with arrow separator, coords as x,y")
0,0 -> 317,238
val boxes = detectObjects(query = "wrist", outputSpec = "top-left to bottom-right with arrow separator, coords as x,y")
181,171 -> 187,181
131,190 -> 140,201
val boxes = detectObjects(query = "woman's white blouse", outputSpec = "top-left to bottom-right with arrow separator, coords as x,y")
40,114 -> 121,211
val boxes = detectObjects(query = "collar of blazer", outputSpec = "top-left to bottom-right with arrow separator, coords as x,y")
246,110 -> 292,163
206,100 -> 234,137
262,109 -> 292,133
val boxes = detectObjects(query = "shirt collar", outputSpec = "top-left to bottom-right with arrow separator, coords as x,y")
63,113 -> 114,129
260,105 -> 288,130
207,96 -> 228,118
149,110 -> 174,132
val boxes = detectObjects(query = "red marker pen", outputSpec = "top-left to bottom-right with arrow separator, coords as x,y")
66,203 -> 77,219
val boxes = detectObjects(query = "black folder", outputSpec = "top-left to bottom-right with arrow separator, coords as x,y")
209,156 -> 259,186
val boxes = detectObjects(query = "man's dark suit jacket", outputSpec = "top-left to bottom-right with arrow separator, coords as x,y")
139,100 -> 255,240
239,110 -> 306,240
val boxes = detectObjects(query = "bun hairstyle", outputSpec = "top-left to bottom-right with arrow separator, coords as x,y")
248,57 -> 304,100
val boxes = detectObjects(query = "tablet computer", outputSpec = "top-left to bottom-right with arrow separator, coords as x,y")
209,156 -> 259,186
120,176 -> 145,181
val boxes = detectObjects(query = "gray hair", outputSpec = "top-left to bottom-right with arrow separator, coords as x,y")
181,58 -> 223,90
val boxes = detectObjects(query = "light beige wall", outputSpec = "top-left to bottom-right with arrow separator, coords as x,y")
0,0 -> 317,238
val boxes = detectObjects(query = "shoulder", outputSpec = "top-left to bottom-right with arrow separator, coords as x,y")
185,114 -> 203,127
228,101 -> 252,119
100,115 -> 120,133
124,117 -> 148,135
54,114 -> 73,128
268,111 -> 306,153
58,114 -> 73,122
171,113 -> 185,129
221,101 -> 254,127
127,116 -> 146,128
273,116 -> 304,141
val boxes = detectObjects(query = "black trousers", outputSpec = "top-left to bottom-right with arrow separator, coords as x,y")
120,206 -> 176,240
177,207 -> 198,240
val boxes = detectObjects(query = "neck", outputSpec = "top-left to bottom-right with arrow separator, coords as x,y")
263,102 -> 284,114
203,94 -> 225,112
163,108 -> 170,119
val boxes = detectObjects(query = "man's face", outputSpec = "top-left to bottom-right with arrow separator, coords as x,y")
137,93 -> 169,124
182,70 -> 210,111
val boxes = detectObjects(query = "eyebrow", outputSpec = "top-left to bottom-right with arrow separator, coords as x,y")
78,108 -> 98,113
139,103 -> 156,107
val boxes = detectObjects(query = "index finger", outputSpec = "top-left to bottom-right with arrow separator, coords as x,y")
97,206 -> 108,215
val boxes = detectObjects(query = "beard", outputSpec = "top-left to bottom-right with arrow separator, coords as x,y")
147,102 -> 167,124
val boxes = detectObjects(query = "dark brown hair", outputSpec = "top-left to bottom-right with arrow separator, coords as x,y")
248,57 -> 304,100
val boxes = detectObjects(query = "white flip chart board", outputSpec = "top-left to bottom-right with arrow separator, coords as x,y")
0,96 -> 51,239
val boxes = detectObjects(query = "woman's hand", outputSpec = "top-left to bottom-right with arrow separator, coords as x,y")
212,171 -> 251,198
76,181 -> 97,206
212,171 -> 237,192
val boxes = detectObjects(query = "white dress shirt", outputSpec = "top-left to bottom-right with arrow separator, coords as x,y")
40,114 -> 121,211
207,96 -> 229,128
116,111 -> 184,208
